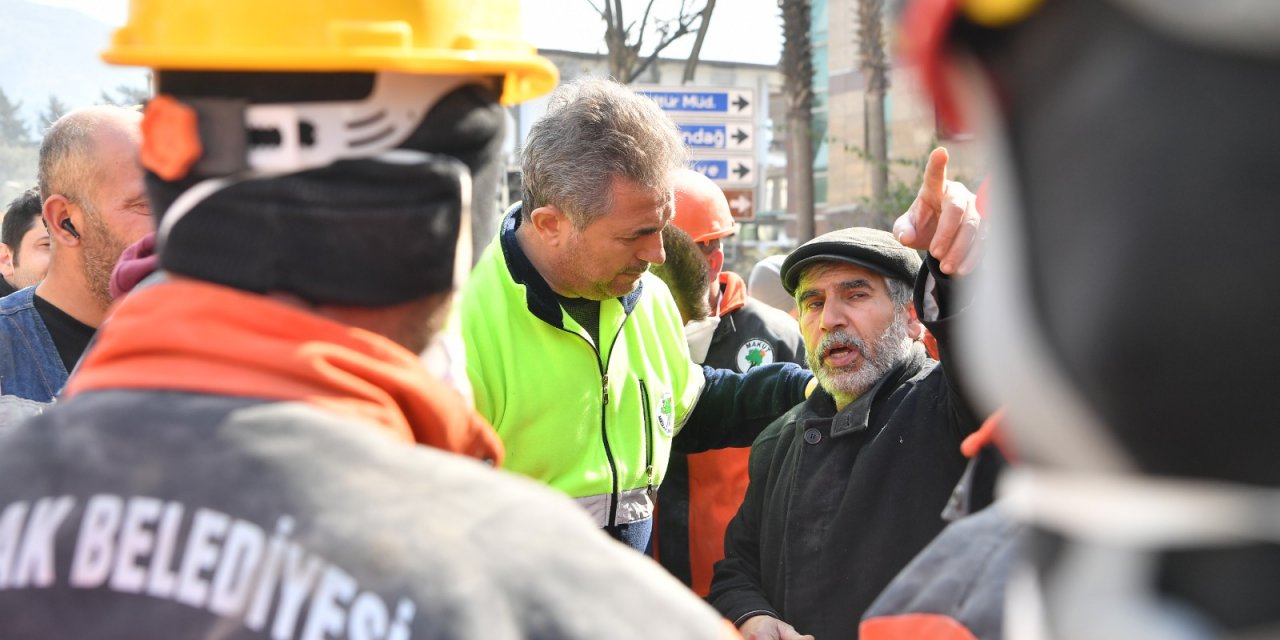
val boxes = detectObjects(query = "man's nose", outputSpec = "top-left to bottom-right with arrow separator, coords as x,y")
637,233 -> 666,265
819,300 -> 846,332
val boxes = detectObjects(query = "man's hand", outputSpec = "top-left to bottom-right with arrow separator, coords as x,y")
893,147 -> 983,276
739,615 -> 815,640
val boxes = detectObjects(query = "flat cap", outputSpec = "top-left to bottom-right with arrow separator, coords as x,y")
781,227 -> 923,295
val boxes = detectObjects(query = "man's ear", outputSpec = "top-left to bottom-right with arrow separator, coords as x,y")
707,247 -> 725,280
527,204 -> 571,246
0,244 -> 13,280
43,195 -> 81,248
905,302 -> 926,341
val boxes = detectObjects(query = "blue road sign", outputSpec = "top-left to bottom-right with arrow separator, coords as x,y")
690,157 -> 755,187
692,159 -> 729,180
636,87 -> 755,118
678,123 -> 752,150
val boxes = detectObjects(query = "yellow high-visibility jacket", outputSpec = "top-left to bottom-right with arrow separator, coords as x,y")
460,207 -> 704,529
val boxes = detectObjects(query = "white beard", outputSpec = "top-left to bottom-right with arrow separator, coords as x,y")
808,308 -> 912,403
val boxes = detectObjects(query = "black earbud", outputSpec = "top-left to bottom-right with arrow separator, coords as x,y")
60,219 -> 80,240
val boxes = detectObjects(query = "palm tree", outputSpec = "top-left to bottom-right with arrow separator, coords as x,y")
780,0 -> 815,242
857,0 -> 889,222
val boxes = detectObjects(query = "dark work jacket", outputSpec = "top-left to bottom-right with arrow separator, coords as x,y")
708,259 -> 979,639
658,272 -> 806,594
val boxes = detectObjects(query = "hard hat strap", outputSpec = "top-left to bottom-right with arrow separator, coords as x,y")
144,72 -> 485,181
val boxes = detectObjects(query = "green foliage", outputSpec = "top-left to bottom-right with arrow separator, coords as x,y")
0,87 -> 38,201
0,81 -> 153,203
863,138 -> 982,229
38,95 -> 70,133
0,88 -> 32,148
98,84 -> 152,108
874,142 -> 932,228
0,143 -> 39,205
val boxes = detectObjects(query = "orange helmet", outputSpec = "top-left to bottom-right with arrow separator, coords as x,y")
672,168 -> 736,243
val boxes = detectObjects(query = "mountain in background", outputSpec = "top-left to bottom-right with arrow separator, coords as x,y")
0,0 -> 148,131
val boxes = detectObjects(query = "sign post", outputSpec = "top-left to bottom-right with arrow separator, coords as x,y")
637,85 -> 760,220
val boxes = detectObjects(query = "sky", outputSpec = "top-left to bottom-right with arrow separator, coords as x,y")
27,0 -> 784,66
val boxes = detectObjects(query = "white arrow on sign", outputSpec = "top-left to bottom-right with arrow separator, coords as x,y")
722,188 -> 756,220
691,156 -> 756,187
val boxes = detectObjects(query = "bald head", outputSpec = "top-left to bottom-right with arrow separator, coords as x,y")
39,106 -> 143,208
35,106 -> 150,322
671,169 -> 735,244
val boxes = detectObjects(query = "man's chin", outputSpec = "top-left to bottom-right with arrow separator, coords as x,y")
816,365 -> 874,398
600,276 -> 642,299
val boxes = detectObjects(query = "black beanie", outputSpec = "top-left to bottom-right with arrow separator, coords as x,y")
146,74 -> 505,306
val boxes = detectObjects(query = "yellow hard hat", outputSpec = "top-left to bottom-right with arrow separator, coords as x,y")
960,0 -> 1043,27
102,0 -> 558,105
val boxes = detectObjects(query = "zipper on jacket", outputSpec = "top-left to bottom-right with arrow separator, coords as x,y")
639,379 -> 655,497
571,333 -> 620,527
554,309 -> 633,528
597,317 -> 630,528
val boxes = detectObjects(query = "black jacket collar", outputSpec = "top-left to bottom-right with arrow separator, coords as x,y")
802,343 -> 930,438
499,204 -> 644,329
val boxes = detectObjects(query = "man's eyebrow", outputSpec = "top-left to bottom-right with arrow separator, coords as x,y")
837,278 -> 873,291
797,278 -> 874,303
625,225 -> 663,238
122,194 -> 149,208
627,205 -> 675,237
627,213 -> 672,238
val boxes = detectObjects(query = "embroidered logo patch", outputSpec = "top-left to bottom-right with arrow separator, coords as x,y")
657,390 -> 675,437
736,338 -> 775,372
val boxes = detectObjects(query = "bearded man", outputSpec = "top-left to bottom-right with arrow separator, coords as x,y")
0,106 -> 150,405
708,150 -> 986,640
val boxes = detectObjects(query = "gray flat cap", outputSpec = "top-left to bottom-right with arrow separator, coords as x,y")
780,227 -> 922,295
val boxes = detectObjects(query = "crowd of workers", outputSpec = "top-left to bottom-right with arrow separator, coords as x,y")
0,0 -> 1276,638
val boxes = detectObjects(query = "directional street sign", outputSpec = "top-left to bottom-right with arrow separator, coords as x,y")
722,188 -> 755,221
691,157 -> 756,188
635,87 -> 755,119
639,84 -> 761,207
677,123 -> 752,151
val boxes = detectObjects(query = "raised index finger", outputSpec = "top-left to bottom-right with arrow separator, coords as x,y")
920,147 -> 949,210
895,147 -> 951,249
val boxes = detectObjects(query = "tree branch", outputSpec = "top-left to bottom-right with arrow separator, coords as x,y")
682,0 -> 716,84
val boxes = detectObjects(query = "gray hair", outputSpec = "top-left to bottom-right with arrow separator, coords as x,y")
885,276 -> 913,308
521,77 -> 687,228
38,106 -> 140,211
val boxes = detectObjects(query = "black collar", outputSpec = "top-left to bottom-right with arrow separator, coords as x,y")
801,343 -> 929,438
499,205 -> 644,329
